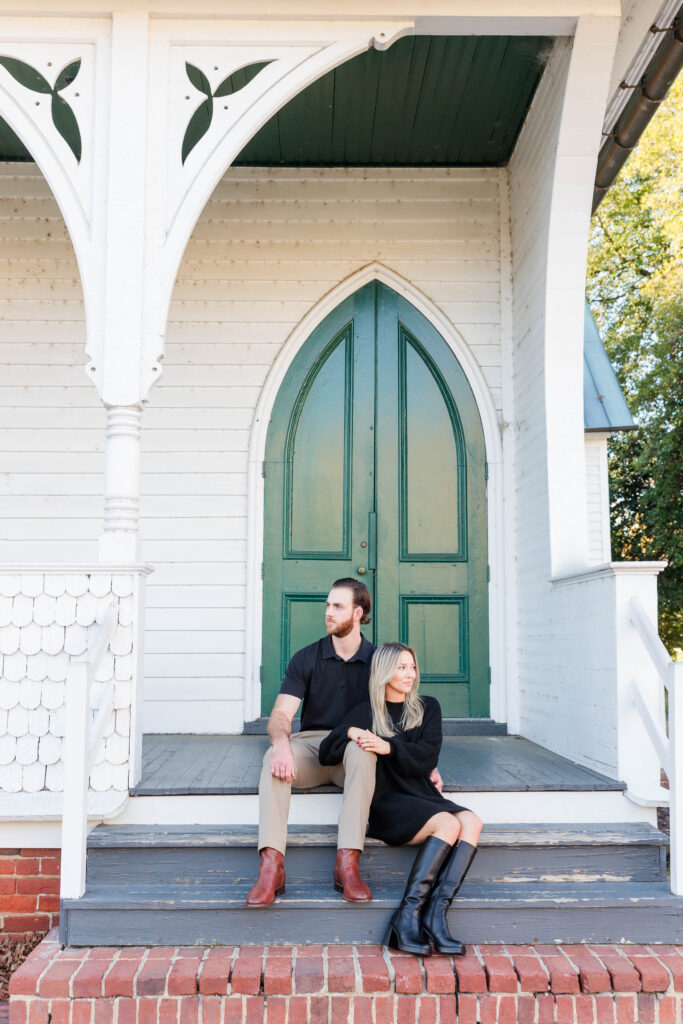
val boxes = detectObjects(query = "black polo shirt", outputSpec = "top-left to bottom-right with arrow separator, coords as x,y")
279,634 -> 376,732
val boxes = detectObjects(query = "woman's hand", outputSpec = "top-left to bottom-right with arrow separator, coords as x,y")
353,729 -> 391,756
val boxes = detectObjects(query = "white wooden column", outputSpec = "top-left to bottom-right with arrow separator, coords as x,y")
543,15 -> 620,575
97,12 -> 150,563
100,405 -> 143,561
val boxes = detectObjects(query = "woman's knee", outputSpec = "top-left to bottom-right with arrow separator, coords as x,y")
457,810 -> 483,844
431,812 -> 461,843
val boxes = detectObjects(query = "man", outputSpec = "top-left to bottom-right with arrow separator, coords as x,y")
246,578 -> 377,906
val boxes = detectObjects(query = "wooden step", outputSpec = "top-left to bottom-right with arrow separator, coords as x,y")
242,718 -> 509,735
62,880 -> 683,946
132,734 -> 626,796
59,822 -> 679,946
84,823 -> 668,886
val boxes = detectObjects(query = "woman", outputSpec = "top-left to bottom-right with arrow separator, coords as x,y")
319,641 -> 482,957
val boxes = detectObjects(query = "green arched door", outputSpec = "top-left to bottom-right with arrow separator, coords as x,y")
261,282 -> 489,718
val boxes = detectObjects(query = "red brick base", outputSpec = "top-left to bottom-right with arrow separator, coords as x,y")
9,932 -> 683,1023
0,850 -> 61,940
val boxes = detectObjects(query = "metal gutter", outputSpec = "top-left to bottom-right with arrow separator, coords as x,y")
592,3 -> 683,213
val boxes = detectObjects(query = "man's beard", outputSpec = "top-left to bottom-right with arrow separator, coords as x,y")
326,613 -> 355,638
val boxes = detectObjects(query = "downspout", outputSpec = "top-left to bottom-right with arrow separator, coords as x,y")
592,4 -> 683,213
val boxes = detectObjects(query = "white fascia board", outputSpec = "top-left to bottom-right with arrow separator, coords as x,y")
0,2 -> 621,15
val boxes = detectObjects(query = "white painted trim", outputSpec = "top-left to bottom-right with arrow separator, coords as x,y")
497,166 -> 518,732
0,788 -> 655,844
0,792 -> 126,822
0,564 -> 154,573
244,261 -> 505,724
112,789 -> 655,827
551,561 -> 668,587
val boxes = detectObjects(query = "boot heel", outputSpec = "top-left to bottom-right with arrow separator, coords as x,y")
423,911 -> 464,955
275,884 -> 285,897
334,881 -> 343,893
383,920 -> 398,948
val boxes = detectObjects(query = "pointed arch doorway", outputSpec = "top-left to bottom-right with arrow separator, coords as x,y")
261,281 -> 489,718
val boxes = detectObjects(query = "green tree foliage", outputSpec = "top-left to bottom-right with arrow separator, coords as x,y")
587,77 -> 682,652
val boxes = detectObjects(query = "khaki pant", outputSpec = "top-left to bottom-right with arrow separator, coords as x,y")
258,730 -> 376,855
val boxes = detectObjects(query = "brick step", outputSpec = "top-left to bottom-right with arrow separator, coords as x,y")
61,880 -> 683,946
84,823 -> 668,886
11,930 -> 683,1024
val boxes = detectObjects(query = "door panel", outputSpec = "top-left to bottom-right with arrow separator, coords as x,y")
261,281 -> 488,718
287,329 -> 352,557
401,331 -> 465,559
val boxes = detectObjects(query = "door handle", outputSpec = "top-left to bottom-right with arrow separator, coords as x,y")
357,567 -> 367,575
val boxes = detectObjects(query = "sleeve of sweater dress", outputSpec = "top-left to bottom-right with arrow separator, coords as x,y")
387,697 -> 442,776
318,701 -> 373,765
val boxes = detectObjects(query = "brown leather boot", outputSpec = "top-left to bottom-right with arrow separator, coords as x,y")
334,848 -> 371,902
245,847 -> 286,907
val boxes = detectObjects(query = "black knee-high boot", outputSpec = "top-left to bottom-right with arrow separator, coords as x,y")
421,840 -> 477,955
383,836 -> 451,956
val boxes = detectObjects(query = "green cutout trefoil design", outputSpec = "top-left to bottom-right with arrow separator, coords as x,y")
182,59 -> 274,164
0,56 -> 82,162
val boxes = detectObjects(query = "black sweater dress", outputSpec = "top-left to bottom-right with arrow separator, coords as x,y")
319,695 -> 469,846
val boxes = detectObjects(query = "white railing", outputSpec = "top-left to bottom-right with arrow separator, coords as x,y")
630,596 -> 683,895
61,599 -> 120,900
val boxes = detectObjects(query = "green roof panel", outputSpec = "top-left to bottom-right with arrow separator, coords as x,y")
0,35 -> 552,165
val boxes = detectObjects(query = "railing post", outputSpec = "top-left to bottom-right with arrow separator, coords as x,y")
669,659 -> 683,895
61,661 -> 91,900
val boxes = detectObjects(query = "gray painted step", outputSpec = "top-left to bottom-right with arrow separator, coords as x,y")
61,822 -> 677,946
84,824 -> 668,886
133,734 -> 626,795
62,881 -> 683,947
243,718 -> 508,735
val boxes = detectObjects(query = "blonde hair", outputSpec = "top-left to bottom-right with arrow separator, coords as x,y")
369,642 -> 424,737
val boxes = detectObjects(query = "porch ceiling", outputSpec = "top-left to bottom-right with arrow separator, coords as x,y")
0,35 -> 552,165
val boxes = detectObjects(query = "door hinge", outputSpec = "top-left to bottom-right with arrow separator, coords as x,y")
486,564 -> 490,582
484,461 -> 489,481
261,562 -> 265,579
262,461 -> 266,478
488,667 -> 491,686
259,665 -> 263,682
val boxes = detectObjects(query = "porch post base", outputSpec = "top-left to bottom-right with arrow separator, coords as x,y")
99,529 -> 140,563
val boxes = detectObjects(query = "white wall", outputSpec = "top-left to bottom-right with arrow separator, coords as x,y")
585,435 -> 612,565
507,40 -> 572,739
0,163 -> 505,733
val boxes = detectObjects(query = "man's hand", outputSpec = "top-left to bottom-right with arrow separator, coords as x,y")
354,729 -> 391,756
271,739 -> 297,783
430,767 -> 444,792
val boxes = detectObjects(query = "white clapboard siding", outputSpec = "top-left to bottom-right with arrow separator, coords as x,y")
585,436 -> 611,564
1,163 -> 503,733
0,164 -> 98,569
508,41 -> 576,744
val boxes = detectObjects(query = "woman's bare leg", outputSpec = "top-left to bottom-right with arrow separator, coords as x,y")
407,812 -> 461,846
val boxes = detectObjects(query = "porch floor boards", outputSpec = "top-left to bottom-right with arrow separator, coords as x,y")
132,733 -> 625,796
